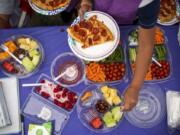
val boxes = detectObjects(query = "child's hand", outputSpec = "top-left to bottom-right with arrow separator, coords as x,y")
121,86 -> 139,111
78,0 -> 92,20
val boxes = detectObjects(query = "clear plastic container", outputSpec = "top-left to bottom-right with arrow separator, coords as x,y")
77,85 -> 124,133
125,84 -> 166,128
0,34 -> 44,79
126,27 -> 173,83
22,73 -> 79,134
85,44 -> 128,85
21,93 -> 70,135
32,73 -> 79,113
28,0 -> 71,15
51,52 -> 85,87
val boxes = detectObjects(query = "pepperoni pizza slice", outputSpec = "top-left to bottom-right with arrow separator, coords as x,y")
67,15 -> 114,48
32,0 -> 70,10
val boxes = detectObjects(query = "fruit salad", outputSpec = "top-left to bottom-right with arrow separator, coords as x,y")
0,35 -> 43,78
85,45 -> 126,83
35,78 -> 78,112
128,27 -> 171,81
77,85 -> 123,133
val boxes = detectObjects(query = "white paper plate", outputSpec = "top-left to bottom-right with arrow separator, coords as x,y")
157,17 -> 179,26
68,11 -> 120,61
28,0 -> 70,15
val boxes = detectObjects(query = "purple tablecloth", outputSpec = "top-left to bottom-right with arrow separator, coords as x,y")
0,25 -> 180,135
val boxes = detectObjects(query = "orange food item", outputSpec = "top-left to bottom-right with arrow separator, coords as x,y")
0,41 -> 17,61
86,62 -> 106,82
86,62 -> 125,82
155,28 -> 165,45
81,91 -> 93,102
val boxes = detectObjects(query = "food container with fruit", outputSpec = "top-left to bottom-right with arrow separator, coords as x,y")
77,85 -> 123,133
85,43 -> 127,84
51,52 -> 85,87
127,27 -> 172,82
33,74 -> 79,113
0,35 -> 44,78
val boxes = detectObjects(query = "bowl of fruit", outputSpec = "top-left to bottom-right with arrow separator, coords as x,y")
77,85 -> 123,133
128,27 -> 171,82
51,52 -> 85,87
85,42 -> 127,84
0,35 -> 44,78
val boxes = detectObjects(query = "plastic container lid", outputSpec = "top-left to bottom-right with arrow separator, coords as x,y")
125,84 -> 166,128
21,94 -> 70,135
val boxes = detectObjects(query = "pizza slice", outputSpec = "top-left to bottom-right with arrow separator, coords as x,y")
67,15 -> 114,48
159,0 -> 176,23
32,0 -> 70,10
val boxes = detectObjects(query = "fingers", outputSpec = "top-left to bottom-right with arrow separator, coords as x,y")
79,6 -> 87,20
121,100 -> 137,112
78,3 -> 92,20
79,5 -> 91,20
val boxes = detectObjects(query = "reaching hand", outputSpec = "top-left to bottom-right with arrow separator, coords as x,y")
121,86 -> 140,112
78,0 -> 92,20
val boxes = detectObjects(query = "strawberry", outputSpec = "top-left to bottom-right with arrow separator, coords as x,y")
90,118 -> 102,129
2,61 -> 14,73
54,99 -> 65,108
59,102 -> 65,108
56,85 -> 63,91
72,97 -> 78,104
62,89 -> 68,98
41,91 -> 50,99
40,79 -> 45,83
67,92 -> 74,101
54,99 -> 60,106
53,88 -> 60,93
56,94 -> 61,99
35,86 -> 41,93
65,101 -> 73,111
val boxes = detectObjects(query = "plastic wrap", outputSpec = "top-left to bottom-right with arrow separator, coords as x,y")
166,91 -> 180,129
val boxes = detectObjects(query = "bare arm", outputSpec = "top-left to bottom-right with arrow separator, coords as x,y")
131,27 -> 155,90
122,27 -> 155,111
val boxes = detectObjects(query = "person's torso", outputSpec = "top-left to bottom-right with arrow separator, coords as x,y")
94,0 -> 154,24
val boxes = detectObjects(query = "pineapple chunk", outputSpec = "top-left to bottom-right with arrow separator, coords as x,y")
17,38 -> 27,45
25,38 -> 31,44
103,93 -> 109,99
106,97 -> 113,105
101,86 -> 109,94
20,44 -> 30,50
113,96 -> 122,105
30,40 -> 38,50
110,89 -> 117,98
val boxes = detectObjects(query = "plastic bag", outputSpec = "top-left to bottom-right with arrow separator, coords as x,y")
166,91 -> 180,130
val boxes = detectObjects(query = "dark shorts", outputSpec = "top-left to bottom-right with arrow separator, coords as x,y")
138,0 -> 160,29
